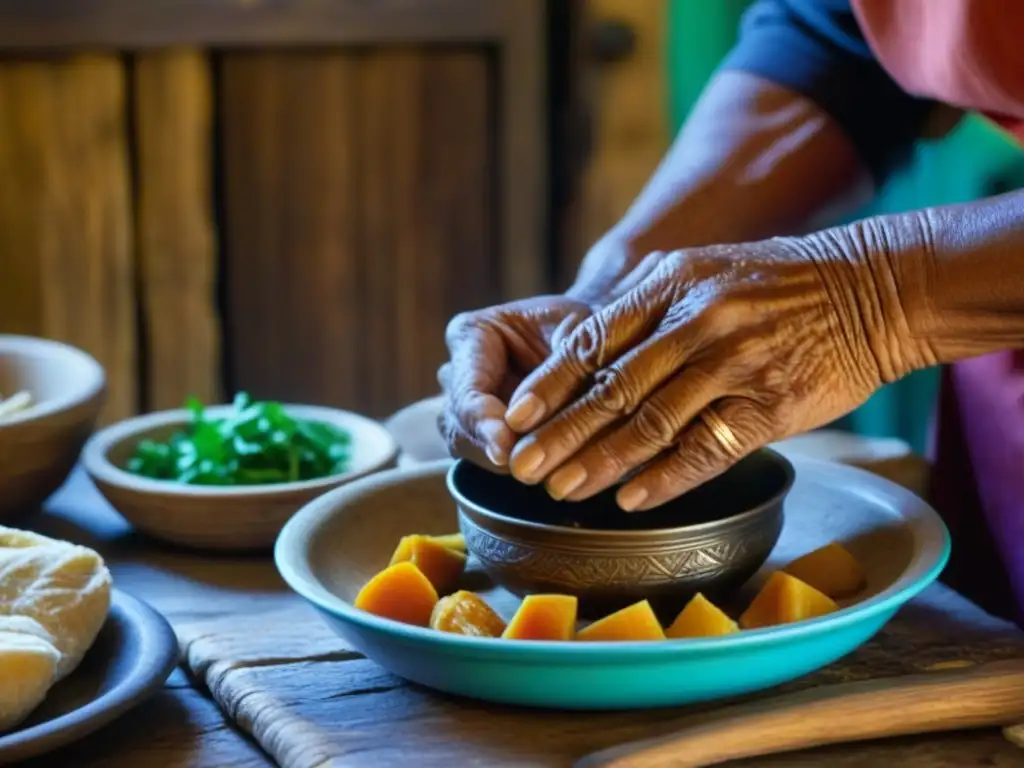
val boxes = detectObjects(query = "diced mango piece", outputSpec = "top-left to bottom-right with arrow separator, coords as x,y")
783,541 -> 867,599
354,562 -> 438,626
430,533 -> 466,553
430,590 -> 506,637
739,571 -> 838,630
576,600 -> 666,642
389,535 -> 467,595
392,533 -> 465,559
665,593 -> 739,639
502,595 -> 578,641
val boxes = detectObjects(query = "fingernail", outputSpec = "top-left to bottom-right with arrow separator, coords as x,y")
506,393 -> 546,432
547,463 -> 587,501
478,419 -> 508,463
617,485 -> 649,512
510,442 -> 546,480
485,443 -> 507,467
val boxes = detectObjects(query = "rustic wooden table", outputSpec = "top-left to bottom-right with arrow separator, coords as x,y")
21,470 -> 279,767
16,469 -> 1024,767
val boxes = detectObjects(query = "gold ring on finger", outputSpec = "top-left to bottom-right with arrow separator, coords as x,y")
701,408 -> 744,458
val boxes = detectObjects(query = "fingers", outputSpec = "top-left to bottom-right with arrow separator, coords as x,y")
540,366 -> 723,501
441,315 -> 517,465
507,332 -> 708,488
505,283 -> 673,434
436,406 -> 511,475
437,362 -> 453,391
615,398 -> 774,512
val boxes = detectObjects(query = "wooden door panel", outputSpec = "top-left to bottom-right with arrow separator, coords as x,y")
220,48 -> 495,417
220,52 -> 363,410
0,1 -> 542,422
357,50 -> 495,416
0,55 -> 137,422
133,49 -> 221,411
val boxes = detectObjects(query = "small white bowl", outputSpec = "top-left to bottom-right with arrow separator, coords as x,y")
82,404 -> 398,551
383,395 -> 447,467
0,335 -> 106,520
773,429 -> 929,497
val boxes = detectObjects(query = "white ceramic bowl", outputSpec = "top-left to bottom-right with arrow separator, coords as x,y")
0,335 -> 106,520
383,395 -> 447,467
82,404 -> 398,551
773,429 -> 929,497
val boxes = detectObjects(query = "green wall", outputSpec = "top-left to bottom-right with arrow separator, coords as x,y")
666,0 -> 1024,451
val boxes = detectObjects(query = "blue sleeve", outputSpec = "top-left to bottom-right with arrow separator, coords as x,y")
718,0 -> 934,183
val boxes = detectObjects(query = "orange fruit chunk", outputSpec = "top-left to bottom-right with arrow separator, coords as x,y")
739,571 -> 838,630
502,595 -> 578,641
576,600 -> 665,642
665,593 -> 739,639
389,535 -> 467,595
783,542 -> 867,599
430,533 -> 466,553
354,562 -> 438,626
430,590 -> 507,637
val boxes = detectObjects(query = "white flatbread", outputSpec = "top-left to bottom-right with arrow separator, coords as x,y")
0,616 -> 61,732
0,526 -> 112,731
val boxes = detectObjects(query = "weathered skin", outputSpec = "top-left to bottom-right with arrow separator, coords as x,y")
439,69 -> 1024,511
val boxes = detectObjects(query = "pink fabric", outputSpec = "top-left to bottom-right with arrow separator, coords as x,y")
851,0 -> 1024,622
852,0 -> 1024,140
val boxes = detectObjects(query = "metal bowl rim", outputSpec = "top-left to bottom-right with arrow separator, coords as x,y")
447,448 -> 795,540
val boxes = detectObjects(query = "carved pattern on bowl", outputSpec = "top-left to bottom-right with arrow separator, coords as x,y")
462,521 -> 779,589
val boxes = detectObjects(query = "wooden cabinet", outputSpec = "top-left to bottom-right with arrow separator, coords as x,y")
0,0 -> 545,420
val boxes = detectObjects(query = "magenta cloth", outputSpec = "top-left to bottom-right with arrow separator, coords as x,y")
931,355 -> 1024,624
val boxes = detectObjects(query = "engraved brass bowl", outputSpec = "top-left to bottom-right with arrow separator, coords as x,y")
448,449 -> 795,620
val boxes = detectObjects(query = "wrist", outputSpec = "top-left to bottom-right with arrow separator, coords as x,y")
565,231 -> 637,309
563,280 -> 610,311
784,218 -> 935,384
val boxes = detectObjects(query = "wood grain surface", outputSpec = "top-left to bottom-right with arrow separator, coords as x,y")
580,659 -> 1024,767
220,48 -> 496,416
133,49 -> 221,411
17,470 -> 283,767
219,50 -> 363,410
0,55 -> 137,423
0,0 -> 503,50
176,580 -> 1024,768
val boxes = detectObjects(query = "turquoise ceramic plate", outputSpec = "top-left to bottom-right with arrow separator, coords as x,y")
275,457 -> 949,710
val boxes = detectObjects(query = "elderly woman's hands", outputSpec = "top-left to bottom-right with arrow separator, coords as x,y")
504,240 -> 897,511
437,296 -> 591,469
436,235 -> 661,470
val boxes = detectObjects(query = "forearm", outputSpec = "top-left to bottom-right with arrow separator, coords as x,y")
567,70 -> 873,305
801,190 -> 1024,381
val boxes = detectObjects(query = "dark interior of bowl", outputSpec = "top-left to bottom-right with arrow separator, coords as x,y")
453,450 -> 793,531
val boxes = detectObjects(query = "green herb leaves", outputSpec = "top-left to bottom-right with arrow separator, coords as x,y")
126,392 -> 352,485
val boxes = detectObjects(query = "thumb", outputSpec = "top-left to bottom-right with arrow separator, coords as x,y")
444,315 -> 517,464
436,407 -> 511,475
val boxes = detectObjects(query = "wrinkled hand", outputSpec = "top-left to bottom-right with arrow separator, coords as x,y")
503,241 -> 886,510
438,296 -> 591,469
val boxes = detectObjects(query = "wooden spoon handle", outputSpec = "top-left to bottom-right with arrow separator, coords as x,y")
576,658 -> 1024,768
